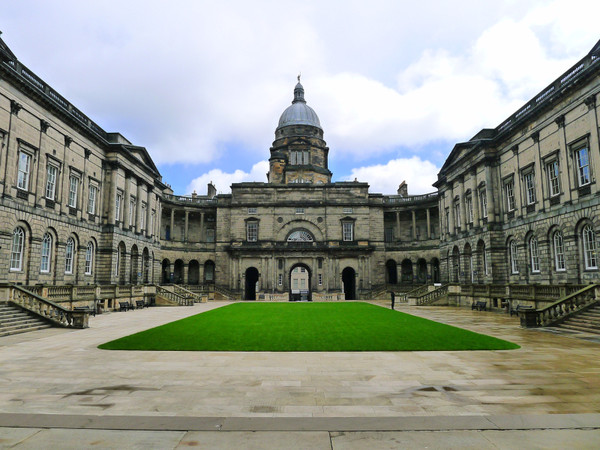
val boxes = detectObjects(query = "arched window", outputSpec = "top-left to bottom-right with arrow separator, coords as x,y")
10,227 -> 25,271
40,233 -> 52,273
509,240 -> 519,274
582,224 -> 597,269
529,236 -> 540,273
85,242 -> 94,275
65,238 -> 75,274
553,231 -> 565,271
287,230 -> 314,242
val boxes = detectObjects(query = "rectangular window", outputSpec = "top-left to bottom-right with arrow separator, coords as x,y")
247,207 -> 257,214
318,258 -> 323,269
295,207 -> 305,214
343,207 -> 353,214
46,165 -> 57,200
510,241 -> 519,274
454,202 -> 461,228
140,203 -> 146,230
246,222 -> 258,242
318,273 -> 322,285
129,197 -> 136,227
206,228 -> 215,243
575,147 -> 591,186
505,181 -> 515,211
547,160 -> 560,197
466,196 -> 473,224
480,190 -> 488,219
278,274 -> 283,286
17,151 -> 31,190
342,222 -> 354,241
384,227 -> 394,242
115,191 -> 123,222
524,172 -> 535,205
87,185 -> 98,214
68,176 -> 78,208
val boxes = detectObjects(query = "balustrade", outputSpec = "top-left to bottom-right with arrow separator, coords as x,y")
522,285 -> 598,327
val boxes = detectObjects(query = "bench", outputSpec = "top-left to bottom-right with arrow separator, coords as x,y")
119,301 -> 132,312
510,304 -> 533,316
135,300 -> 145,309
471,301 -> 487,311
73,306 -> 96,317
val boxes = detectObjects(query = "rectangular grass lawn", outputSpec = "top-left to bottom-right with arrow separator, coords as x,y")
99,302 -> 519,352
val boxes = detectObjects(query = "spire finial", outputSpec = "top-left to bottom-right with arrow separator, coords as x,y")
297,73 -> 301,82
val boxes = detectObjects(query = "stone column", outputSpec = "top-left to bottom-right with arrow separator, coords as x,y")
200,213 -> 205,242
585,95 -> 600,188
184,210 -> 189,242
170,209 -> 175,240
108,167 -> 118,224
135,182 -> 143,234
472,172 -> 480,227
448,191 -> 456,235
459,178 -> 466,230
426,208 -> 431,239
146,188 -> 152,237
395,212 -> 400,241
123,175 -> 131,230
411,210 -> 417,240
555,116 -> 573,204
485,165 -> 495,222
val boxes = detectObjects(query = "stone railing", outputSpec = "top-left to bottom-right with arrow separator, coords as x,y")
415,284 -> 449,306
172,284 -> 204,303
2,284 -> 88,328
383,192 -> 438,204
154,285 -> 194,306
259,292 -> 290,302
403,284 -> 432,302
162,194 -> 218,206
312,292 -> 345,302
520,284 -> 599,328
214,285 -> 238,301
458,284 -> 585,303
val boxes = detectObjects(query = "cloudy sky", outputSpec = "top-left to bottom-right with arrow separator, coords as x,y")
2,0 -> 599,195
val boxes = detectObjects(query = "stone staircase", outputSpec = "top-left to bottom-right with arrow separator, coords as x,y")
555,303 -> 600,335
0,303 -> 52,337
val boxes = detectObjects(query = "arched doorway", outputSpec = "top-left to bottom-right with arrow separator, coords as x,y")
386,259 -> 398,284
204,260 -> 215,283
245,267 -> 259,300
401,259 -> 413,284
188,260 -> 200,285
173,259 -> 184,284
431,258 -> 440,283
161,259 -> 171,284
289,264 -> 311,301
416,258 -> 427,283
342,267 -> 356,300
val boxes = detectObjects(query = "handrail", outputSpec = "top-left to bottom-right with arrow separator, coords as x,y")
154,285 -> 194,306
415,284 -> 449,306
172,284 -> 203,302
3,284 -> 88,328
525,284 -> 598,327
404,284 -> 431,300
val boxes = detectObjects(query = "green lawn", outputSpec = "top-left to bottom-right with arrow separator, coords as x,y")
98,302 -> 519,352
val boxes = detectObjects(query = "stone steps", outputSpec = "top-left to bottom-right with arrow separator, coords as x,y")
556,305 -> 600,335
0,304 -> 52,337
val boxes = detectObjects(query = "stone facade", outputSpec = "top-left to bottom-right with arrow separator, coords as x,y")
2,33 -> 599,303
435,39 -> 600,287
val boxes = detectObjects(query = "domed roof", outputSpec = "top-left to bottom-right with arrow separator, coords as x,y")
277,81 -> 322,130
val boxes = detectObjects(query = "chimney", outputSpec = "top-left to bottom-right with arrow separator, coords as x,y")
397,181 -> 408,197
207,182 -> 217,199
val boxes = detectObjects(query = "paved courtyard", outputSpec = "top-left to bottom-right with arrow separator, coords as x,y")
1,301 -> 599,448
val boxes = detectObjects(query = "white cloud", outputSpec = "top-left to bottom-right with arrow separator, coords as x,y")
345,157 -> 440,195
186,161 -> 270,195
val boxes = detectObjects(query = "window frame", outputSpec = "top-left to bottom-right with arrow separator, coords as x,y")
546,159 -> 561,197
553,231 -> 566,271
504,179 -> 516,212
523,171 -> 536,205
68,175 -> 79,208
115,190 -> 123,222
582,224 -> 598,270
529,236 -> 540,273
465,195 -> 474,224
84,242 -> 94,275
10,227 -> 25,271
40,232 -> 52,273
45,164 -> 58,200
17,150 -> 32,191
87,183 -> 98,215
64,237 -> 75,274
479,188 -> 488,219
509,240 -> 519,274
246,221 -> 258,242
342,222 -> 354,242
574,145 -> 591,187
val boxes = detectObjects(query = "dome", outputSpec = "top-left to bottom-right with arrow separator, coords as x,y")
276,81 -> 322,130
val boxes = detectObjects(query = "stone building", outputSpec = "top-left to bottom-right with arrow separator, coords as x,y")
435,39 -> 600,288
1,31 -> 598,307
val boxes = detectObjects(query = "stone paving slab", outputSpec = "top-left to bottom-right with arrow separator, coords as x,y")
0,301 -> 599,419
